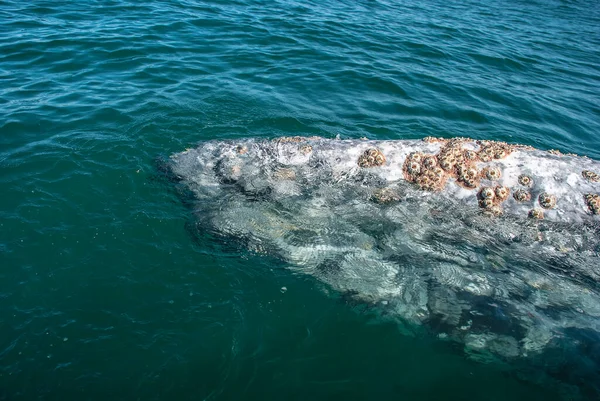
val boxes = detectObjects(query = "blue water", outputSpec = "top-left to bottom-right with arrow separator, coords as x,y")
1,0 -> 600,399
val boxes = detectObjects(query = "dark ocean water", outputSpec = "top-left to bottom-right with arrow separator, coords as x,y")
1,0 -> 600,400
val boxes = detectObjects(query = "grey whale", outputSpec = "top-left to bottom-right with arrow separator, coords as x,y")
169,136 -> 600,372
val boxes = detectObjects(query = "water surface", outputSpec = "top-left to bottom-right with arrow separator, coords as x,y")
1,0 -> 600,399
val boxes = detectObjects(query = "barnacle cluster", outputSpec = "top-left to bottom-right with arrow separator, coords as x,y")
423,137 -> 447,144
528,209 -> 544,219
518,175 -> 533,187
358,148 -> 386,168
513,189 -> 531,202
477,186 -> 510,214
299,144 -> 313,155
582,170 -> 600,182
538,192 -> 557,209
456,164 -> 480,188
478,187 -> 495,209
463,149 -> 478,162
437,138 -> 467,172
403,138 -> 514,193
403,152 -> 448,191
482,167 -> 501,181
371,187 -> 402,205
584,194 -> 600,215
477,140 -> 514,162
436,139 -> 480,188
423,155 -> 437,169
417,167 -> 447,191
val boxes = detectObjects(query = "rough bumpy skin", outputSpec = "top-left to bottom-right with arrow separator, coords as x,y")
170,136 -> 600,365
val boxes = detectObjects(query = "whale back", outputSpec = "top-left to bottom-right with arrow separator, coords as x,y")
170,136 -> 600,363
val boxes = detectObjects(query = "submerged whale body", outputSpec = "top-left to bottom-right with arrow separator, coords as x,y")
169,136 -> 600,390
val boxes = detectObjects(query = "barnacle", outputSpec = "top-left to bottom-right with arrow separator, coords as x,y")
463,178 -> 477,188
477,141 -> 513,162
494,149 -> 507,159
528,209 -> 544,219
482,167 -> 501,181
538,192 -> 557,209
438,156 -> 455,172
584,193 -> 600,215
478,187 -> 495,200
407,161 -> 421,176
416,169 -> 447,192
450,147 -> 463,158
466,167 -> 478,179
494,186 -> 510,202
423,137 -> 446,144
404,151 -> 440,183
423,156 -> 437,169
513,189 -> 531,202
403,138 -> 517,194
479,152 -> 493,163
483,205 -> 503,216
358,148 -> 386,167
407,152 -> 424,163
432,167 -> 445,178
478,198 -> 494,209
455,163 -> 479,189
582,170 -> 600,182
416,174 -> 431,188
518,175 -> 533,187
299,145 -> 313,155
463,150 -> 478,161
371,188 -> 401,204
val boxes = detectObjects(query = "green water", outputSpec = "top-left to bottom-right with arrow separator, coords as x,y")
1,0 -> 600,399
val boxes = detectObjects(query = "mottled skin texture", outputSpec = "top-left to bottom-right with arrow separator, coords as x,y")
174,136 -> 600,224
169,136 -> 600,371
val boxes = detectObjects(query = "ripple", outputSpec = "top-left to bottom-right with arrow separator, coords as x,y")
1,0 -> 600,399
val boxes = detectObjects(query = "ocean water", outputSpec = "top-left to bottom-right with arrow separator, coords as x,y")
1,0 -> 600,400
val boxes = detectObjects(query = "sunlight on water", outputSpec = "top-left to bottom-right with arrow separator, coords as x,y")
2,0 -> 600,399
